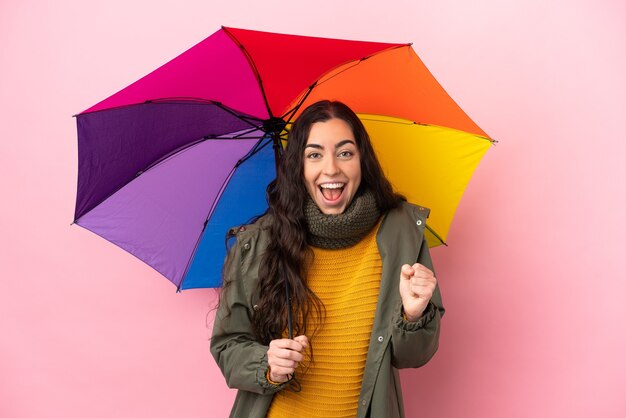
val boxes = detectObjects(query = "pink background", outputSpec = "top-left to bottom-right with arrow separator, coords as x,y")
2,0 -> 625,417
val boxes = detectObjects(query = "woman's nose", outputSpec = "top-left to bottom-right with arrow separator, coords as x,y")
322,156 -> 339,175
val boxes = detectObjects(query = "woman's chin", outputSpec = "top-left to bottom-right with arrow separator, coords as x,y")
318,205 -> 346,215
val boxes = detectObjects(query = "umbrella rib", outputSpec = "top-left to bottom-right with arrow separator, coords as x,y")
178,136 -> 274,290
73,139 -> 203,224
236,134 -> 274,166
141,128 -> 279,177
210,100 -> 267,130
222,27 -> 274,119
73,134 -> 261,224
281,82 -> 318,124
212,135 -> 268,140
311,44 -> 411,89
149,97 -> 261,119
280,44 -> 411,121
234,129 -> 262,139
425,224 -> 447,247
177,162 -> 239,291
206,136 -> 271,221
76,97 -> 266,120
315,61 -> 362,87
211,126 -> 263,140
139,134 -> 249,175
152,98 -> 266,127
358,115 -> 416,125
357,115 -> 497,144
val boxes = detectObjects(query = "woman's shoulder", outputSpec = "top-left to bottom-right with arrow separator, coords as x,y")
225,213 -> 274,258
222,214 -> 273,280
387,200 -> 430,224
378,201 -> 431,242
378,201 -> 432,250
227,213 -> 273,238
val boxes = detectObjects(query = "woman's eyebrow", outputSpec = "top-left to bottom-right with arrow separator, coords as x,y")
335,139 -> 356,148
304,139 -> 356,150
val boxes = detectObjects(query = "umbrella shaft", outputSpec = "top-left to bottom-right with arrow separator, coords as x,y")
271,133 -> 282,171
285,281 -> 293,340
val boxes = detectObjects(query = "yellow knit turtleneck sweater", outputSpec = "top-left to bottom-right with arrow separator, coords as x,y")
266,221 -> 382,418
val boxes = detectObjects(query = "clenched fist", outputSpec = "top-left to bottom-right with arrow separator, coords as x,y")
399,263 -> 437,322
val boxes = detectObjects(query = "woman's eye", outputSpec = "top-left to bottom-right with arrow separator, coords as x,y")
338,150 -> 353,158
307,152 -> 322,159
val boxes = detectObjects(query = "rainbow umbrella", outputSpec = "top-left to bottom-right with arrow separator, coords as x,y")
73,27 -> 494,290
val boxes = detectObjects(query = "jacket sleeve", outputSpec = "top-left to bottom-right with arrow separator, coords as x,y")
390,238 -> 445,369
210,236 -> 288,395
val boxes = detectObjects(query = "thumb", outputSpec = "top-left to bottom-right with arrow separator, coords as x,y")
400,264 -> 414,281
294,335 -> 309,348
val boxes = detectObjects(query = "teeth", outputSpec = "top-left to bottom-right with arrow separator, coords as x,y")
319,183 -> 344,189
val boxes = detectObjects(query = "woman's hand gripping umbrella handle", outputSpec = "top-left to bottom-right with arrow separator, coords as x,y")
264,282 -> 305,391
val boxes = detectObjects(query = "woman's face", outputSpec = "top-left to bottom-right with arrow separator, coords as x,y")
303,117 -> 362,215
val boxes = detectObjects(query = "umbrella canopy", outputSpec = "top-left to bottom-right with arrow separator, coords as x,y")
74,27 -> 493,290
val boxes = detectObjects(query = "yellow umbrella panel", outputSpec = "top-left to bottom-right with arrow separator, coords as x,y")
359,114 -> 493,247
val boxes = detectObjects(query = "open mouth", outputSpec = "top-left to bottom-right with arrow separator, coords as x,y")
319,183 -> 345,202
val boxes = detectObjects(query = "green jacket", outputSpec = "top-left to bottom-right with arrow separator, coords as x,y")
211,201 -> 444,417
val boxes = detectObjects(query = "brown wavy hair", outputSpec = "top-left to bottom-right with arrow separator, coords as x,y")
252,100 -> 404,345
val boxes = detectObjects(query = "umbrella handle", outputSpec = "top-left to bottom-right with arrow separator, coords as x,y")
288,375 -> 302,392
284,282 -> 302,392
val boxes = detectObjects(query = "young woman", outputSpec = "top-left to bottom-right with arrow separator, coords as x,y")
211,100 -> 444,418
